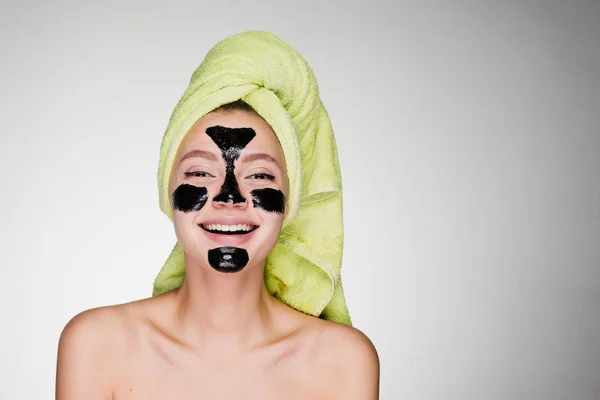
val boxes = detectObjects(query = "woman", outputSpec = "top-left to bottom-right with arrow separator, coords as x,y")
56,32 -> 379,399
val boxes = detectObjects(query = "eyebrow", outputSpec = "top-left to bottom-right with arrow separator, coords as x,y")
179,149 -> 219,163
240,152 -> 281,168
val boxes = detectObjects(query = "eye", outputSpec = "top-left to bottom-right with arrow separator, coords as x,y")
248,173 -> 275,181
184,171 -> 214,178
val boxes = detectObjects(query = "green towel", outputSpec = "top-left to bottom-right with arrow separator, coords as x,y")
153,31 -> 351,325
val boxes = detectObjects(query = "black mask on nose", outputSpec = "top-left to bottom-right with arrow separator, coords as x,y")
206,125 -> 256,204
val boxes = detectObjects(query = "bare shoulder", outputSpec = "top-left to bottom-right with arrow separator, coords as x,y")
58,295 -> 168,348
56,298 -> 159,399
310,319 -> 380,399
60,304 -> 125,341
314,320 -> 379,368
56,306 -> 121,399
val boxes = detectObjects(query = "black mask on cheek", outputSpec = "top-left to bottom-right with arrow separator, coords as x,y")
251,188 -> 286,214
172,184 -> 209,212
206,126 -> 256,204
208,247 -> 249,272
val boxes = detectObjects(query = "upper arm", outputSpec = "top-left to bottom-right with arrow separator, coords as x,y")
330,326 -> 380,400
55,308 -> 116,400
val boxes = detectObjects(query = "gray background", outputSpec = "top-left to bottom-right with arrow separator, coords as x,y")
1,0 -> 599,399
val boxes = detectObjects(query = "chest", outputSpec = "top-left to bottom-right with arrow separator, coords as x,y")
112,344 -> 329,400
114,376 -> 324,400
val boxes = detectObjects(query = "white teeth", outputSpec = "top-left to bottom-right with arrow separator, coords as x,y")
203,224 -> 254,232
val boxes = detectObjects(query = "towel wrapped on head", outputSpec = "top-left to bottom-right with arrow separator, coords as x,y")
153,31 -> 351,325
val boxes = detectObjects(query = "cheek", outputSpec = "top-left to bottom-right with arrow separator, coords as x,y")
250,189 -> 285,214
172,184 -> 209,212
251,191 -> 286,253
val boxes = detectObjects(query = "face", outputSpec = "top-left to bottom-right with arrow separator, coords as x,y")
169,110 -> 288,273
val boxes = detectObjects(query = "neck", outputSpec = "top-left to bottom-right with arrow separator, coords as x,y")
172,255 -> 279,356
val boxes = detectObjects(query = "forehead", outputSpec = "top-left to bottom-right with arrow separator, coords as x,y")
176,110 -> 283,158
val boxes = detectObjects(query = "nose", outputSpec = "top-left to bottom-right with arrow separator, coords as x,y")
213,194 -> 248,210
212,172 -> 248,208
213,190 -> 247,207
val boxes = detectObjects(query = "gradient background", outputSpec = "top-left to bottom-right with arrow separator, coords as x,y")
1,1 -> 599,399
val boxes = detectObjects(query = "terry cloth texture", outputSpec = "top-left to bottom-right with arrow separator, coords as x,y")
153,31 -> 351,325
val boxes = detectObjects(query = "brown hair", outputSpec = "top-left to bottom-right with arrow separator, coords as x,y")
211,99 -> 257,114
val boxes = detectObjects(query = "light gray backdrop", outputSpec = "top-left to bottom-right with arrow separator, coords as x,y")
1,0 -> 599,399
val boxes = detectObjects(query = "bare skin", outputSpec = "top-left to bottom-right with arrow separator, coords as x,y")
56,109 -> 379,399
56,289 -> 379,399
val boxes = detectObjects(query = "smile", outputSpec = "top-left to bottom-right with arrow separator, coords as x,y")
200,224 -> 258,235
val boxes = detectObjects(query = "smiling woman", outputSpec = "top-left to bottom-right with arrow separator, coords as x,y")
55,32 -> 379,399
169,107 -> 288,274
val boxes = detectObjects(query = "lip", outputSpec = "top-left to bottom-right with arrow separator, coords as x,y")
199,225 -> 259,246
199,217 -> 258,226
196,216 -> 260,247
